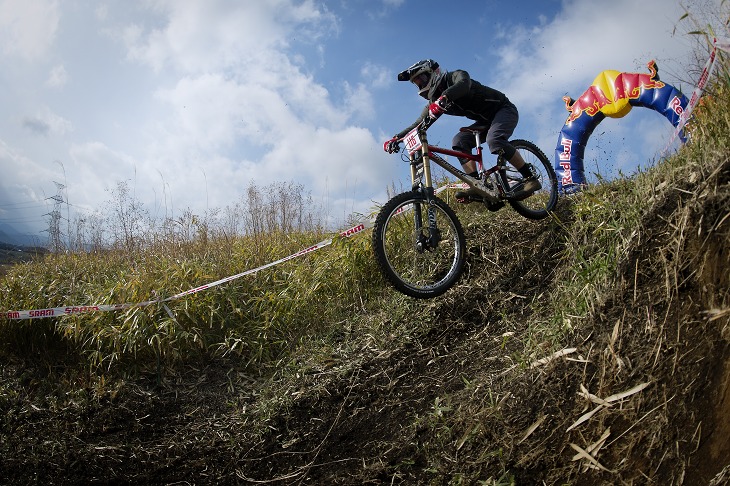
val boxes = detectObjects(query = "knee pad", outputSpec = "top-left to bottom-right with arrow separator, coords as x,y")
492,144 -> 516,161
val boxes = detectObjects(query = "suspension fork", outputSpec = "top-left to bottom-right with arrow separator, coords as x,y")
410,130 -> 434,192
409,131 -> 441,250
410,187 -> 441,251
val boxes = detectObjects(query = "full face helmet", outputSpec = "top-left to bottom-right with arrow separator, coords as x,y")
397,59 -> 445,99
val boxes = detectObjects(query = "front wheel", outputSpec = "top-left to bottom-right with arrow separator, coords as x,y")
372,191 -> 466,299
499,139 -> 558,220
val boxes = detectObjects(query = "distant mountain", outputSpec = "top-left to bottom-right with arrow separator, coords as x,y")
0,222 -> 46,247
0,240 -> 47,266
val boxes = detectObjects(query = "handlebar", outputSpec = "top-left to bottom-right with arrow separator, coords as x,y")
389,100 -> 453,154
408,100 -> 453,134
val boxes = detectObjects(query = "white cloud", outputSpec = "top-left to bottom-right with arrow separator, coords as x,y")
492,0 -> 696,109
0,0 -> 59,60
361,62 -> 390,89
112,1 -> 385,212
17,0 -> 717,242
22,107 -> 73,137
342,82 -> 376,121
65,141 -> 144,213
46,64 -> 69,88
0,140 -> 58,230
122,0 -> 336,74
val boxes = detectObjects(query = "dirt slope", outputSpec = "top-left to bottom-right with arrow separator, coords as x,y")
1,158 -> 729,485
233,158 -> 730,485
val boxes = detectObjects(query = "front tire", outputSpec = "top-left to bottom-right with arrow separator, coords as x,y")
372,191 -> 466,299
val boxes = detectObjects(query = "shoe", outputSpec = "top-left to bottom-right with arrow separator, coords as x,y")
510,176 -> 541,200
522,177 -> 541,193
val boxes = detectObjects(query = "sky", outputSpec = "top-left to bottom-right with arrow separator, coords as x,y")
0,0 -> 726,245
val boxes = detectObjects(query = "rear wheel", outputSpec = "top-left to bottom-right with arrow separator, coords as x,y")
499,139 -> 558,220
372,191 -> 466,299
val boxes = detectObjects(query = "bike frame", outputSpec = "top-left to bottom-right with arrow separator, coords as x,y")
403,122 -> 508,204
399,121 -> 506,252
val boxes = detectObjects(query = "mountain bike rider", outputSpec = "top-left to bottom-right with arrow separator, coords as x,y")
383,59 -> 541,201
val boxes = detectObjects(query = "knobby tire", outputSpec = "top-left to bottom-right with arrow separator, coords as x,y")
372,192 -> 466,299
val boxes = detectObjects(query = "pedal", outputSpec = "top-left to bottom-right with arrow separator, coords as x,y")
456,194 -> 484,204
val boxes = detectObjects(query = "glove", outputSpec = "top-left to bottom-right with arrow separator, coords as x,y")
428,95 -> 448,119
383,136 -> 400,153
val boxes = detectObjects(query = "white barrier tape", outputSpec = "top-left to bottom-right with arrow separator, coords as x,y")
1,220 -> 372,321
663,37 -> 730,153
1,178 -> 466,321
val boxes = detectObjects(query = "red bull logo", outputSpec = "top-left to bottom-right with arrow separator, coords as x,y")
613,60 -> 664,101
669,96 -> 684,117
563,86 -> 611,123
558,138 -> 573,185
564,60 -> 665,123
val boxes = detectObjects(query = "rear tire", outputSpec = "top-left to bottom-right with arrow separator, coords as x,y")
372,191 -> 466,299
499,139 -> 558,220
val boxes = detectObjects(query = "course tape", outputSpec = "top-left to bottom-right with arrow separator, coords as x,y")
1,221 -> 372,321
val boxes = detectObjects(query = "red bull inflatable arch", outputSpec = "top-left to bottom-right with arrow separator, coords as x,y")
555,60 -> 689,193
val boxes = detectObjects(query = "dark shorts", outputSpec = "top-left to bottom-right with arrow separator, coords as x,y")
452,102 -> 518,161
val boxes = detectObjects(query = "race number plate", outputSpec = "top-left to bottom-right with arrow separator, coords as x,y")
403,126 -> 422,155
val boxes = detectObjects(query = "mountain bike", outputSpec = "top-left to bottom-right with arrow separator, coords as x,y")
372,115 -> 558,298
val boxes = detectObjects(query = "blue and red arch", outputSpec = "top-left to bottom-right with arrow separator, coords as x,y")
555,60 -> 688,193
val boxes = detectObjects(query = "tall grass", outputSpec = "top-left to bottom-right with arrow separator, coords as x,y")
0,181 -> 385,374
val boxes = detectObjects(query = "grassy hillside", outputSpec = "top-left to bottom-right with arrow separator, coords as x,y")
1,84 -> 729,485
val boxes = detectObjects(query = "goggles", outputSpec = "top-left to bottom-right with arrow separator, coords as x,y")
410,73 -> 430,90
